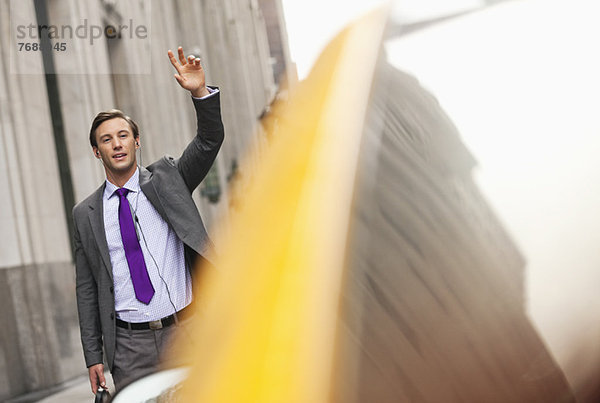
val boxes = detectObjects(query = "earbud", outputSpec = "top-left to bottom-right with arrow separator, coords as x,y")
136,142 -> 139,146
96,150 -> 100,156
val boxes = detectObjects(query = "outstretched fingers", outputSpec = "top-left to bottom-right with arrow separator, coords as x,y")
167,49 -> 182,74
178,46 -> 187,65
188,55 -> 203,69
168,45 -> 205,93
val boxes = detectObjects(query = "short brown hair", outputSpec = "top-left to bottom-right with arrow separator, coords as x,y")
89,109 -> 140,147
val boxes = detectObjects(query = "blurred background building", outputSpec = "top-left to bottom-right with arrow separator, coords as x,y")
0,0 -> 293,400
335,57 -> 572,402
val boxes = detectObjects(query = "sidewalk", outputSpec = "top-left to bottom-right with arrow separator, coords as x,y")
38,374 -> 114,403
8,374 -> 116,403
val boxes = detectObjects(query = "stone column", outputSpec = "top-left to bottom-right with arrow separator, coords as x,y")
0,0 -> 81,399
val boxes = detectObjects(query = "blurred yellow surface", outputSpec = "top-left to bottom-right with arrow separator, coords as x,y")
178,7 -> 388,403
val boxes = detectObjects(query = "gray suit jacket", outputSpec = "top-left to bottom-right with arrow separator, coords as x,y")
72,91 -> 224,370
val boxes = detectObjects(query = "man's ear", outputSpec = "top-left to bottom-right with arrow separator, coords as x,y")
93,146 -> 100,158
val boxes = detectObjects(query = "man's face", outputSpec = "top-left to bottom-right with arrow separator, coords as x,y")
93,118 -> 139,179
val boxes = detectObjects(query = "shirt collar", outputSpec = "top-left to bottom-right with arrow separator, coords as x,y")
103,167 -> 140,200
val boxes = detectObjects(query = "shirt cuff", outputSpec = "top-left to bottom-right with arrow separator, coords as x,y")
192,86 -> 219,100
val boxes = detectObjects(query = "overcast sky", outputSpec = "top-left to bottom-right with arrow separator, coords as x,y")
281,0 -> 386,79
280,0 -> 487,79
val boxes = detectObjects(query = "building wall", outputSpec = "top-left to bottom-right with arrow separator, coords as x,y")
333,59 -> 572,402
0,0 -> 288,400
258,0 -> 296,88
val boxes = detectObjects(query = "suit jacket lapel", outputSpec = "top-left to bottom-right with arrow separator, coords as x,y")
138,165 -> 213,261
138,165 -> 169,222
138,165 -> 208,257
88,184 -> 113,280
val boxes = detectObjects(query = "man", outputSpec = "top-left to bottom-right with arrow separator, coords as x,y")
72,46 -> 224,393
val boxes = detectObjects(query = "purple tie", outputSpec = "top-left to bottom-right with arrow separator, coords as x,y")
116,188 -> 154,304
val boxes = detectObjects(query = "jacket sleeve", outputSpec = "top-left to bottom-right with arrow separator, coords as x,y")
175,86 -> 225,193
73,211 -> 104,368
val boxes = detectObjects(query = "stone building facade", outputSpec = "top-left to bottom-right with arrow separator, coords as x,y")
334,58 -> 573,402
0,0 -> 291,400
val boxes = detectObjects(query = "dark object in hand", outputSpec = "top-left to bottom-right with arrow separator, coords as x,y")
95,387 -> 111,403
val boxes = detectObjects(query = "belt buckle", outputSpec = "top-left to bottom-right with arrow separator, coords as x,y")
149,320 -> 163,330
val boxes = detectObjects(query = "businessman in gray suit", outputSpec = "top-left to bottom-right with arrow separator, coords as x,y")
72,46 -> 224,394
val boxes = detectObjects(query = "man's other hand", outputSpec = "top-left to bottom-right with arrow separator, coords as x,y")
168,46 -> 209,98
88,363 -> 107,395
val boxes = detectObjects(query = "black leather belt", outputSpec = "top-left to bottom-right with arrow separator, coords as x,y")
116,304 -> 192,330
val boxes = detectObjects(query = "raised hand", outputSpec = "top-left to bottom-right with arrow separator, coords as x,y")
168,46 -> 209,98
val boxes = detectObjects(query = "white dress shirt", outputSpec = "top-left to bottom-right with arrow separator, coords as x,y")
103,168 -> 192,322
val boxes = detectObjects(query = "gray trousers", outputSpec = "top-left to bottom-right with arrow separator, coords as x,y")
111,316 -> 194,391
